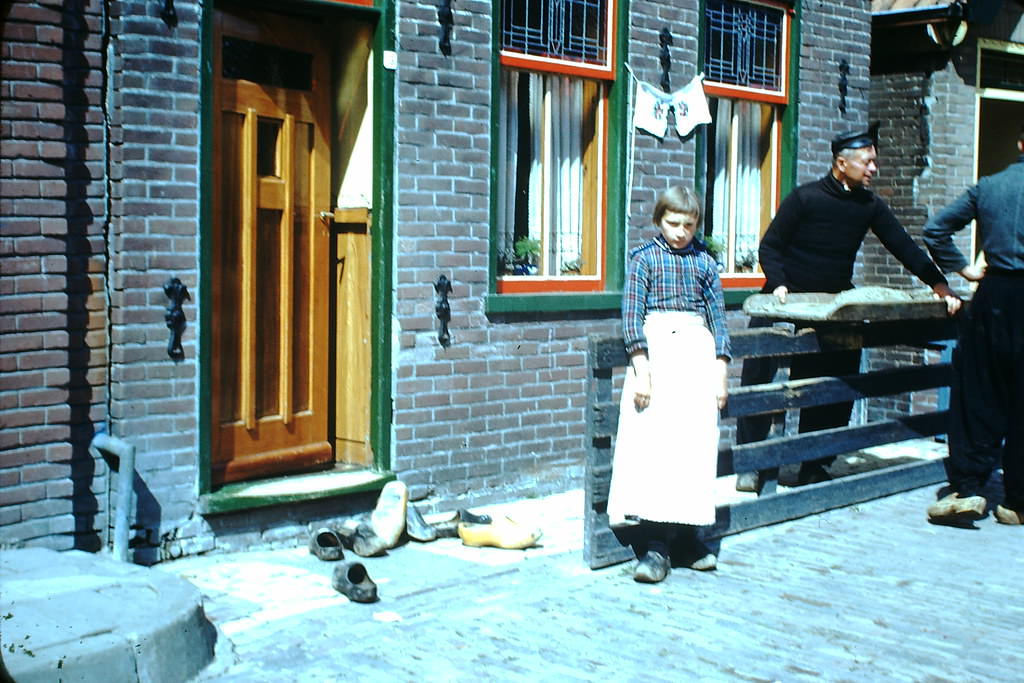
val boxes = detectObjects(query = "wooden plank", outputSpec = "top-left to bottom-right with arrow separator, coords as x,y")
729,326 -> 823,358
279,114 -> 295,425
583,510 -> 635,569
703,458 -> 946,538
722,363 -> 952,418
589,336 -> 628,370
586,458 -> 947,569
241,106 -> 258,431
589,401 -> 619,440
719,412 -> 947,474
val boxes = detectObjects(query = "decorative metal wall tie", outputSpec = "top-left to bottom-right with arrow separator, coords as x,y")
438,0 -> 454,56
163,278 -> 190,362
160,0 -> 178,28
434,275 -> 453,348
659,28 -> 673,92
838,59 -> 850,116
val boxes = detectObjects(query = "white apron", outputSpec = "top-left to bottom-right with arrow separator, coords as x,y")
606,312 -> 719,526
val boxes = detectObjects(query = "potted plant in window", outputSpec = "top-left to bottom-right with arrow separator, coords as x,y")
513,236 -> 541,275
701,234 -> 726,273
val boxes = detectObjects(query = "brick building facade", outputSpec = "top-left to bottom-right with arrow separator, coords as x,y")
5,0 -> 1001,563
866,0 -> 1024,421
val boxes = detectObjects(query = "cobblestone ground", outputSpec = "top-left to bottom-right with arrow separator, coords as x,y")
165,484 -> 1023,682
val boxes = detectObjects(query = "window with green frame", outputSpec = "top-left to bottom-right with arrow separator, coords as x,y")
702,0 -> 792,288
494,0 -> 618,295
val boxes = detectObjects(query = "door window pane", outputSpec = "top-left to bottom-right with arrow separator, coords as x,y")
221,36 -> 313,91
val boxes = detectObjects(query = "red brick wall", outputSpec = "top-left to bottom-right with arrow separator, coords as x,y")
1,0 -> 110,551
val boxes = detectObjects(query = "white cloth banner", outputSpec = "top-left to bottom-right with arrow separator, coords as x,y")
671,73 -> 713,137
632,73 -> 712,139
632,80 -> 670,138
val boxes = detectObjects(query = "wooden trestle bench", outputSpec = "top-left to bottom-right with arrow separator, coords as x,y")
584,316 -> 958,569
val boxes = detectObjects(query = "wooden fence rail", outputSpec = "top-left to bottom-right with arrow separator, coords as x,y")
584,319 -> 957,569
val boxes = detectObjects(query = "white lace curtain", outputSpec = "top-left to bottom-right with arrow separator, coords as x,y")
712,98 -> 771,272
498,70 -> 585,276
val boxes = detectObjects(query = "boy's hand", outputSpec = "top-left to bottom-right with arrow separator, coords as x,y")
633,369 -> 651,411
715,358 -> 729,410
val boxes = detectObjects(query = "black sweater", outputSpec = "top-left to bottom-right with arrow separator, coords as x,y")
759,173 -> 947,294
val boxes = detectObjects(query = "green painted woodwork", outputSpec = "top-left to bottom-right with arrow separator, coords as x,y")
487,0 -> 631,301
199,470 -> 395,515
199,0 -> 393,495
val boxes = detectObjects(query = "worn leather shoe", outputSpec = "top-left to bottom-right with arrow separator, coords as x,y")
336,522 -> 389,557
457,517 -> 541,550
994,504 -> 1022,526
927,492 -> 987,526
332,562 -> 379,603
689,553 -> 718,571
633,550 -> 670,583
308,527 -> 345,561
458,508 -> 492,525
797,463 -> 832,486
405,504 -> 438,542
735,471 -> 761,493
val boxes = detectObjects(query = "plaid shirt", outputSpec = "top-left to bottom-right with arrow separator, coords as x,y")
622,235 -> 731,360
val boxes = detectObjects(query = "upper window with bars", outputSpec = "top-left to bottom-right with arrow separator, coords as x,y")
980,48 -> 1024,92
500,0 -> 615,78
704,0 -> 789,103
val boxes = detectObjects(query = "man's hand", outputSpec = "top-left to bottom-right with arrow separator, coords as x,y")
931,282 -> 962,316
772,285 -> 789,304
959,264 -> 986,282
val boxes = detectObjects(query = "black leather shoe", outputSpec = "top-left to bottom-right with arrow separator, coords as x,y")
308,528 -> 345,561
332,562 -> 379,603
633,550 -> 670,583
458,508 -> 492,525
406,504 -> 438,542
336,523 -> 389,557
797,463 -> 832,486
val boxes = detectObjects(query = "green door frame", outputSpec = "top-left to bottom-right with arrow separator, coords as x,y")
198,0 -> 395,503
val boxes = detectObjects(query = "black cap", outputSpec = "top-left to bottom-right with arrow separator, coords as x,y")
831,121 -> 880,155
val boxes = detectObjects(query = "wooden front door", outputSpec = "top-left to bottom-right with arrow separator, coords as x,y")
211,8 -> 332,484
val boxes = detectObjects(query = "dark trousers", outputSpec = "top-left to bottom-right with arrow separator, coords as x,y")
737,317 -> 861,469
946,271 -> 1024,511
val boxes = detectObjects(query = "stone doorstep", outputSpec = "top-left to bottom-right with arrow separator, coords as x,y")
0,548 -> 216,683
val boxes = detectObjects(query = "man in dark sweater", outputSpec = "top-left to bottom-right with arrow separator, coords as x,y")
736,123 -> 960,491
922,126 -> 1024,527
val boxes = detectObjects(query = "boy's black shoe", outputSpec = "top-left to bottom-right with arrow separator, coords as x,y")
633,550 -> 670,583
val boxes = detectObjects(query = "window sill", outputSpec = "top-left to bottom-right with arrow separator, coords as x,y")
200,468 -> 395,515
486,291 -> 622,314
723,287 -> 761,307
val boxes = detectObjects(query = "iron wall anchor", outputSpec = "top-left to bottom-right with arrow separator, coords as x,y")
163,277 -> 190,362
434,275 -> 453,348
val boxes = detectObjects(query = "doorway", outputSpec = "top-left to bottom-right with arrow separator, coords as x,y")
211,5 -> 375,485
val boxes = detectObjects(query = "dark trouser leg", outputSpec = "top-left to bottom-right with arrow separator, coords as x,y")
790,347 -> 861,477
946,275 -> 1023,506
735,317 -> 781,491
625,521 -> 673,559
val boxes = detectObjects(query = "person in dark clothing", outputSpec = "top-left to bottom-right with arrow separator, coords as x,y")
922,126 -> 1024,527
735,123 -> 960,492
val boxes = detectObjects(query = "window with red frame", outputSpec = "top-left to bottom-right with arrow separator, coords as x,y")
496,0 -> 615,294
702,0 -> 791,286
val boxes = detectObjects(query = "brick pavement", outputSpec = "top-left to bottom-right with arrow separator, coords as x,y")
163,480 -> 1023,682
